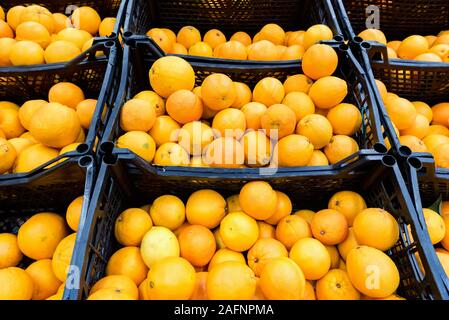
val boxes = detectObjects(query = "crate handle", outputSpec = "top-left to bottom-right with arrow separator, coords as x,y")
361,41 -> 390,67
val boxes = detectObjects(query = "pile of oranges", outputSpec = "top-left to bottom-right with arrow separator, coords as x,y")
0,4 -> 116,66
86,181 -> 405,300
146,23 -> 334,61
116,43 -> 363,168
0,196 -> 84,300
375,80 -> 449,168
358,28 -> 449,62
0,82 -> 100,174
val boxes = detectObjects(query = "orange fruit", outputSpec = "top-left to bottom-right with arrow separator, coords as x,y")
258,23 -> 285,45
220,211 -> 259,252
432,102 -> 449,128
308,76 -> 348,109
264,191 -> 292,225
282,92 -> 315,122
203,137 -> 244,168
427,125 -> 449,137
178,121 -> 214,156
260,104 -> 296,139
275,215 -> 312,250
231,82 -> 252,109
316,269 -> 360,300
56,28 -> 92,50
435,33 -> 449,45
147,256 -> 196,300
257,221 -> 276,239
120,98 -> 157,132
425,36 -> 437,47
71,6 -> 101,35
326,245 -> 340,268
302,44 -> 338,80
16,21 -> 51,48
239,181 -> 278,220
44,41 -> 81,64
191,272 -> 208,300
76,99 -> 98,130
18,212 -> 68,260
9,40 -> 45,66
18,5 -> 54,33
177,26 -> 201,49
412,102 -> 433,122
212,108 -> 246,139
283,74 -> 313,94
140,226 -> 179,268
214,41 -> 248,60
423,208 -> 446,244
161,28 -> 176,44
226,194 -> 241,212
51,233 -> 76,282
8,101 -> 38,133
247,238 -> 288,276
8,136 -> 35,155
346,246 -> 400,298
98,17 -> 116,37
400,114 -> 430,139
327,103 -> 362,136
0,108 -> 26,139
115,208 -> 153,246
300,280 -> 316,300
311,209 -> 348,245
399,135 -> 427,152
423,134 -> 449,152
337,227 -> 359,261
48,82 -> 85,110
241,102 -> 267,130
149,116 -> 180,146
149,195 -> 185,230
429,44 -> 449,62
442,202 -> 449,217
117,131 -> 156,162
0,19 -> 13,38
415,53 -> 443,62
434,143 -> 449,168
6,5 -> 26,29
154,142 -> 191,166
25,259 -> 61,300
241,130 -> 272,167
65,196 -> 83,232
375,79 -> 388,102
324,135 -> 359,164
189,41 -> 213,57
166,90 -> 203,124
303,24 -> 333,49
294,210 -> 315,224
358,29 -> 387,45
0,233 -> 22,268
398,35 -> 429,59
0,138 -> 17,173
203,29 -> 226,49
201,73 -> 236,111
186,189 -> 226,229
328,191 -> 367,226
0,267 -> 34,300
106,247 -> 148,286
0,38 -> 16,67
253,77 -> 285,107
13,143 -> 59,173
290,238 -> 331,280
259,257 -> 306,300
169,42 -> 188,54
91,275 -> 139,300
247,40 -> 279,60
208,248 -> 245,271
296,114 -> 333,149
179,225 -> 216,267
133,90 -> 165,116
230,31 -> 252,46
287,31 -> 305,47
147,28 -> 174,53
87,288 -> 135,300
149,56 -> 195,98
274,134 -> 314,167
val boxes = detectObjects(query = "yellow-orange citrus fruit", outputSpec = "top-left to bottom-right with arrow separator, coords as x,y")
296,114 -> 333,149
358,29 -> 387,45
0,233 -> 23,268
327,103 -> 362,136
116,131 -> 156,162
177,26 -> 201,49
71,6 -> 101,35
274,134 -> 314,167
282,92 -> 315,121
264,191 -> 292,225
328,190 -> 367,227
179,225 -> 216,267
201,73 -> 236,111
15,21 -> 51,48
324,135 -> 359,164
337,227 -> 359,261
230,31 -> 252,46
260,103 -> 296,139
120,98 -> 157,132
432,103 -> 449,128
149,116 -> 180,146
399,135 -> 427,153
208,248 -> 246,271
220,212 -> 259,252
203,29 -> 226,49
290,238 -> 331,280
90,275 -> 139,300
13,143 -> 59,173
25,259 -> 61,300
212,108 -> 246,139
239,181 -> 278,220
398,35 -> 429,59
303,24 -> 333,49
400,114 -> 430,139
247,238 -> 288,276
0,267 -> 34,300
316,269 -> 361,300
9,40 -> 45,66
241,130 -> 272,167
115,208 -> 153,246
283,74 -> 313,94
423,208 -> 446,244
186,189 -> 226,229
44,41 -> 81,64
140,226 -> 180,268
302,44 -> 338,80
66,196 -> 83,232
311,209 -> 348,245
52,233 -> 77,282
308,76 -> 348,109
106,246 -> 148,286
48,82 -> 85,109
275,215 -> 312,250
253,77 -> 285,107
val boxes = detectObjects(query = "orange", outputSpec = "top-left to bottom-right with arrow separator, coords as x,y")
0,19 -> 13,38
0,108 -> 26,139
154,142 -> 190,166
166,90 -> 203,125
328,191 -> 367,226
311,209 -> 348,245
6,6 -> 25,30
412,101 -> 433,122
201,73 -> 236,110
147,28 -> 174,53
207,261 -> 256,300
191,272 -> 208,300
178,121 -> 214,156
220,211 -> 259,252
189,41 -> 213,57
260,104 -> 296,139
9,40 -> 45,66
0,267 -> 34,300
346,246 -> 400,298
258,221 -> 276,239
44,41 -> 81,64
203,137 -> 244,168
327,103 -> 362,136
253,77 -> 285,107
87,288 -> 135,300
259,257 -> 305,300
7,136 -> 33,155
241,130 -> 272,167
212,108 -> 246,139
264,191 -> 292,225
51,233 -> 76,282
71,6 -> 101,35
274,134 -> 314,167
169,42 -> 188,54
435,34 -> 449,45
90,275 -> 139,300
399,135 -> 427,152
140,226 -> 179,268
0,38 -> 16,66
442,202 -> 449,217
258,23 -> 285,45
65,196 -> 83,232
300,280 -> 316,300
239,181 -> 278,220
226,194 -> 241,212
208,248 -> 245,271
423,134 -> 449,152
230,31 -> 252,46
357,29 -> 387,45
56,28 -> 92,50
99,17 -> 116,37
214,41 -> 247,60
387,47 -> 398,58
203,29 -> 226,49
290,238 -> 331,280
114,208 -> 153,246
15,21 -> 51,48
283,74 -> 313,94
302,44 -> 338,80
0,138 -> 17,173
52,13 -> 70,33
316,269 -> 360,300
161,28 -> 176,44
275,215 -> 312,250
25,259 -> 61,300
296,114 -> 333,149
13,144 -> 59,173
400,113 -> 429,139
253,277 -> 267,300
432,103 -> 449,128
397,35 -> 429,59
120,98 -> 157,132
434,143 -> 449,168
247,238 -> 288,276
149,56 -> 195,98
308,76 -> 348,109
231,82 -> 252,109
117,131 -> 156,162
186,189 -> 226,229
324,135 -> 359,164
427,125 -> 449,137
287,31 -> 305,46
76,99 -> 98,130
133,90 -> 165,116
19,5 -> 54,33
106,246 -> 148,286
247,40 -> 279,61
18,212 -> 68,260
326,245 -> 340,268
282,92 -> 315,121
430,44 -> 449,62
423,208 -> 446,244
375,79 -> 388,102
179,225 -> 216,267
337,227 -> 359,261
177,26 -> 201,49
29,102 -> 81,148
48,82 -> 85,110
147,256 -> 196,300
425,36 -> 437,47
241,102 -> 267,130
0,233 -> 22,268
150,195 -> 185,231
415,53 -> 443,62
303,24 -> 333,49
294,210 -> 315,224
149,116 -> 180,146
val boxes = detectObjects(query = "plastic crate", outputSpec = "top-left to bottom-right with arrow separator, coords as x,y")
66,152 -> 448,299
333,0 -> 449,105
0,39 -> 122,211
122,0 -> 344,63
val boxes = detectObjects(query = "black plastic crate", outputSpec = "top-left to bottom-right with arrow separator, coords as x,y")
66,152 -> 448,299
333,0 -> 449,105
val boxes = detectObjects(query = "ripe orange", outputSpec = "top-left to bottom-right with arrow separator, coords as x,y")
0,267 -> 34,300
177,26 -> 201,49
203,137 -> 244,168
415,53 -> 443,62
302,44 -> 338,80
149,195 -> 185,231
25,259 -> 61,300
179,225 -> 216,267
327,103 -> 362,136
201,73 -> 236,111
241,130 -> 272,167
280,45 -> 304,60
358,29 -> 387,44
99,17 -> 116,37
133,90 -> 165,116
274,134 -> 314,167
191,272 -> 208,300
220,212 -> 259,252
328,190 -> 367,226
203,29 -> 226,49
303,24 -> 333,49
207,261 -> 256,300
16,21 -> 51,48
296,114 -> 333,149
140,226 -> 180,268
264,191 -> 292,225
241,102 -> 267,130
400,114 -> 430,139
186,189 -> 226,229
0,233 -> 22,268
324,135 -> 359,164
44,41 -> 81,64
258,221 -> 276,239
287,31 -> 305,47
398,35 -> 429,59
231,82 -> 252,109
261,104 -> 296,139
178,121 -> 214,156
423,208 -> 446,244
0,38 -> 16,66
326,245 -> 340,268
247,40 -> 279,61
0,138 -> 17,174
399,135 -> 427,153
106,246 -> 148,286
117,131 -> 156,162
65,196 -> 83,232
300,280 -> 316,300
208,248 -> 245,271
434,143 -> 449,168
316,269 -> 361,300
214,41 -> 247,60
90,275 -> 139,300
75,99 -> 98,130
294,210 -> 315,224
253,77 -> 285,107
48,82 -> 84,110
290,238 -> 331,280
0,19 -> 13,38
166,90 -> 203,124
0,108 -> 25,139
337,227 -> 359,261
430,44 -> 449,62
56,28 -> 92,50
149,116 -> 180,146
308,76 -> 348,109
239,181 -> 278,220
189,42 -> 213,57
259,257 -> 306,300
52,233 -> 77,282
230,31 -> 252,46
6,6 -> 25,30
8,136 -> 35,156
258,23 -> 285,45
375,79 -> 388,102
247,238 -> 288,276
432,103 -> 449,128
423,134 -> 449,152
9,41 -> 45,66
13,143 -> 59,173
114,208 -> 153,246
212,108 -> 246,139
311,209 -> 348,245
275,215 -> 312,250
169,42 -> 188,55
282,92 -> 315,121
283,74 -> 313,94
71,6 -> 101,35
87,288 -> 135,300
427,125 -> 449,137
147,28 -> 174,53
226,194 -> 241,213
120,98 -> 157,132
